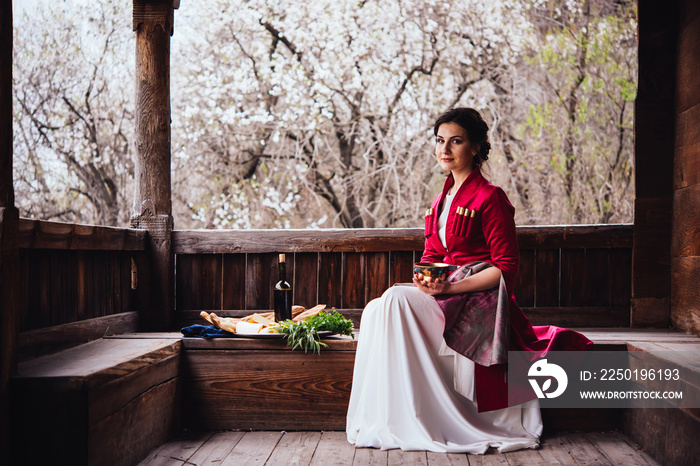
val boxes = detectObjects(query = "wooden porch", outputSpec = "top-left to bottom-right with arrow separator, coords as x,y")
7,221 -> 700,465
2,0 -> 700,465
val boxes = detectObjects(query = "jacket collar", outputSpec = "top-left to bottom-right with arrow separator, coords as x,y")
442,167 -> 482,199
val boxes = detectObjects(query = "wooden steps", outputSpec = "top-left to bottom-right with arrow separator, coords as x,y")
137,430 -> 660,466
10,336 -> 182,466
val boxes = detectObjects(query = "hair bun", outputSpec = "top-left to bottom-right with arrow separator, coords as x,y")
474,141 -> 490,166
480,141 -> 491,159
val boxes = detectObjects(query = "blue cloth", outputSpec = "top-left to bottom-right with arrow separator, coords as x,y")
181,324 -> 232,339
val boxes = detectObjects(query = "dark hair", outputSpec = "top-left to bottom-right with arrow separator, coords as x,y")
433,107 -> 491,168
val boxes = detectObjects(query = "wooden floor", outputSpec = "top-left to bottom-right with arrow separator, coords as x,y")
138,430 -> 659,466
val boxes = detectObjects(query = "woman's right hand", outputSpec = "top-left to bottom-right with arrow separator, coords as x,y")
413,273 -> 451,295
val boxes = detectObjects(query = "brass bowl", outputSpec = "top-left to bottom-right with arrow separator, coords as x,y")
413,262 -> 453,279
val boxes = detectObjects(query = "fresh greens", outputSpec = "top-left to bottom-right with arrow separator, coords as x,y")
274,310 -> 354,354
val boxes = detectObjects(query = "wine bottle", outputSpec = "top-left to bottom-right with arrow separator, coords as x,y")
274,253 -> 292,322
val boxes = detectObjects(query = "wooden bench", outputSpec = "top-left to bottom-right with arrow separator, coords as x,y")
11,326 -> 697,465
10,335 -> 181,466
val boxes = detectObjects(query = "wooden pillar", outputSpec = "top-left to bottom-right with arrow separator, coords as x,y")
671,0 -> 700,336
631,0 -> 678,327
0,0 -> 19,454
131,0 -> 179,330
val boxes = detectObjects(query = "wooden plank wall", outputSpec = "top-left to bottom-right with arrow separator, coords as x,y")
17,219 -> 147,332
671,0 -> 700,336
174,225 -> 633,328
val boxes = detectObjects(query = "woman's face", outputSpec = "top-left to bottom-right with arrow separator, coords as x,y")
435,122 -> 475,177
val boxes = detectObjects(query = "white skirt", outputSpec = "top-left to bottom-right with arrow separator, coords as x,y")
346,285 -> 542,453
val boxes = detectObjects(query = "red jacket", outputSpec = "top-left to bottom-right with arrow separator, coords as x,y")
422,169 -> 592,411
421,168 -> 519,295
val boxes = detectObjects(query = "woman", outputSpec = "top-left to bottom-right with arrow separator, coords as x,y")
346,107 -> 591,453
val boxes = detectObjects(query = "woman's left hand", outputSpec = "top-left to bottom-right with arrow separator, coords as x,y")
413,273 -> 452,296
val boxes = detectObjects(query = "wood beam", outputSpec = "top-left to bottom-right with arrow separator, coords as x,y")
632,0 -> 678,327
131,0 -> 178,330
0,0 -> 18,455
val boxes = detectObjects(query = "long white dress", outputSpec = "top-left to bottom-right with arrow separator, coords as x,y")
345,285 -> 542,453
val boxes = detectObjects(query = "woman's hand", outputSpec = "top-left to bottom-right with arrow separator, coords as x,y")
413,273 -> 452,296
413,266 -> 503,296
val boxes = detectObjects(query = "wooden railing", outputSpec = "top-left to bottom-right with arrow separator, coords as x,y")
18,219 -> 147,332
173,224 -> 633,328
16,221 -> 633,333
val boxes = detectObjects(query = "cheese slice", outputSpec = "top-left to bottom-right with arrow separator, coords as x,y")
236,321 -> 264,334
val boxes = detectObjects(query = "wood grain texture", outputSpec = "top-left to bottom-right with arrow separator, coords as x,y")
133,0 -> 172,217
390,250 -> 415,285
424,451 -> 469,465
631,297 -> 671,328
671,256 -> 700,335
365,252 -> 389,302
173,225 -> 632,255
343,252 -> 364,309
465,452 -> 508,465
674,103 -> 700,189
222,253 -> 246,310
176,254 -> 222,311
186,431 -> 245,466
16,338 -> 180,385
174,226 -> 632,320
138,431 -> 213,466
11,338 -> 180,466
609,248 -> 632,306
516,249 -> 535,307
220,431 -> 283,466
265,431 -> 321,466
499,447 -> 546,466
143,431 -> 661,466
537,435 -> 578,465
87,348 -> 180,425
18,311 -> 139,361
245,253 -> 275,310
557,432 -> 613,466
632,198 -> 672,302
585,432 -> 658,466
623,407 -> 700,466
182,349 -> 355,430
387,449 -> 427,465
18,218 -> 147,251
535,249 -> 559,307
294,252 -> 319,309
671,184 -> 700,257
561,248 -> 586,307
89,377 -> 179,466
309,431 -> 356,466
351,448 -> 388,465
19,248 -> 136,332
675,1 -> 700,114
173,228 -> 426,254
318,251 -> 343,309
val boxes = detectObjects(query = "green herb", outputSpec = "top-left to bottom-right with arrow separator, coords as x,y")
274,310 -> 354,354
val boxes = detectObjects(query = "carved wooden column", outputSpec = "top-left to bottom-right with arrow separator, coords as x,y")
0,0 -> 19,454
132,0 -> 179,330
